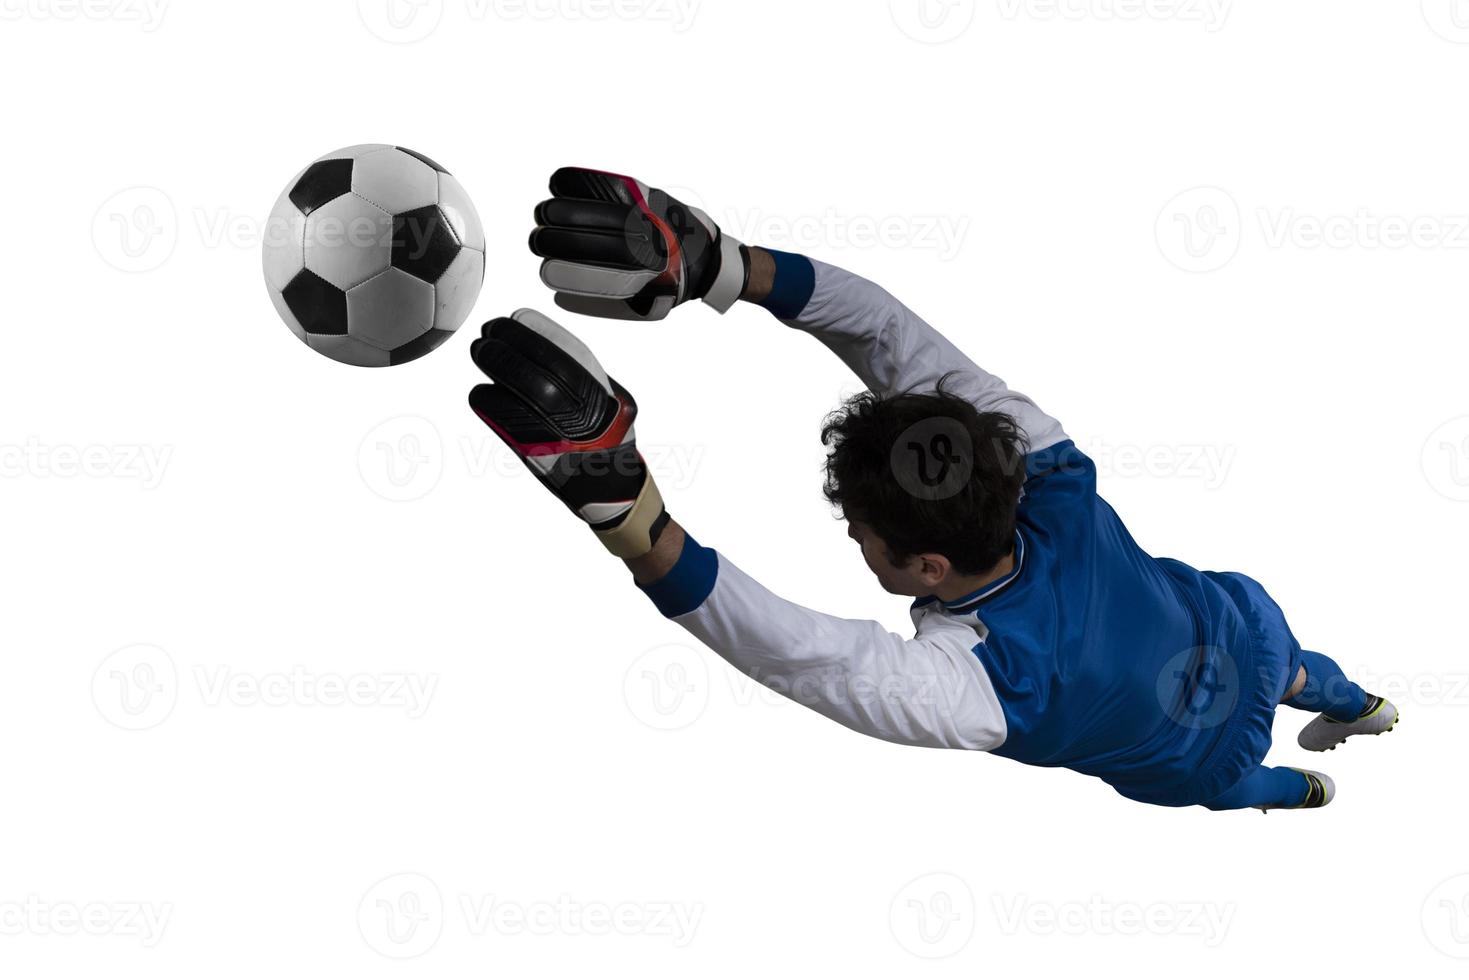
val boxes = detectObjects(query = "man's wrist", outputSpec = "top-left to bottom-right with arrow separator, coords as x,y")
739,246 -> 776,303
626,518 -> 686,585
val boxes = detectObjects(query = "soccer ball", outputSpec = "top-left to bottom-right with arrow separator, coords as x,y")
262,144 -> 485,367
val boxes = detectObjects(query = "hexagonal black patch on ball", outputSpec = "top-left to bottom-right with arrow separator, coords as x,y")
396,147 -> 448,174
392,206 -> 461,284
289,158 -> 353,216
282,268 -> 348,335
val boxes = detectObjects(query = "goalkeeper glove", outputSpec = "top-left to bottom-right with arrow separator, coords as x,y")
529,167 -> 747,321
468,308 -> 669,559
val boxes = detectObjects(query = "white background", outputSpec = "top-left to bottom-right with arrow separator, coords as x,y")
2,0 -> 1467,975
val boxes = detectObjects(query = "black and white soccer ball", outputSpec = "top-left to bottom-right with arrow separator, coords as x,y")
262,144 -> 485,367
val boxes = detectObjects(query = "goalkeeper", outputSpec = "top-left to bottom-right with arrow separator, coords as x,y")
468,168 -> 1397,812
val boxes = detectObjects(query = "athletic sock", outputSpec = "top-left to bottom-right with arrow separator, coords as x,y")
1285,649 -> 1369,722
1204,765 -> 1309,810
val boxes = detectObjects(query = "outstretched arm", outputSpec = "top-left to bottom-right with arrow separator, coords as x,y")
527,167 -> 1066,451
627,518 -> 1007,751
739,246 -> 1069,452
468,305 -> 1007,752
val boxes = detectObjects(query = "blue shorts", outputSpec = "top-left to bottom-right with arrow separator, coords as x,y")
1202,571 -> 1304,777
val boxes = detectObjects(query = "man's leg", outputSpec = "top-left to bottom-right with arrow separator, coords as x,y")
1202,765 -> 1331,812
1283,650 -> 1368,719
1285,650 -> 1397,752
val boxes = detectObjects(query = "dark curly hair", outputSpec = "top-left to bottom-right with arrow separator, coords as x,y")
820,382 -> 1027,576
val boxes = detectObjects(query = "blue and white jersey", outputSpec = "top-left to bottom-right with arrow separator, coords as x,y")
639,252 -> 1296,807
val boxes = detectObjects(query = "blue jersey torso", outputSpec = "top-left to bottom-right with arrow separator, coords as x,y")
935,442 -> 1296,807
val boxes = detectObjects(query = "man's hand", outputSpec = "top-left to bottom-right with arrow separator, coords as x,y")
529,168 -> 747,321
468,308 -> 669,558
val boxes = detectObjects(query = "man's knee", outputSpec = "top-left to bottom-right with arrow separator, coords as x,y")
1283,665 -> 1307,702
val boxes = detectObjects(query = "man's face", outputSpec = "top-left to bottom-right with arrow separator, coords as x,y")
847,519 -> 933,597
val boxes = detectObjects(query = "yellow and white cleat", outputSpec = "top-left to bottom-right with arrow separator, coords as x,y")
1297,696 -> 1398,752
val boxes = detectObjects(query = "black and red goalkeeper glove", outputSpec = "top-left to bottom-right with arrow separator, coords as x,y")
468,308 -> 668,559
529,167 -> 747,321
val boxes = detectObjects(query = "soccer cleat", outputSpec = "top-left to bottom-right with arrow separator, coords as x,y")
1256,769 -> 1335,813
1297,695 -> 1398,752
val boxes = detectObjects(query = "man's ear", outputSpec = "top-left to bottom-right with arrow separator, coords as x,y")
915,553 -> 952,587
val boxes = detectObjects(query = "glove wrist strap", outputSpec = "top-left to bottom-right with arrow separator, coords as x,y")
701,234 -> 747,314
595,475 -> 668,559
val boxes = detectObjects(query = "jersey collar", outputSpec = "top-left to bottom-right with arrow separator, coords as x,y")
941,531 -> 1026,615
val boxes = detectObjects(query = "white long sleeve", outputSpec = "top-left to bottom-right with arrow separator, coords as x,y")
771,256 -> 1068,452
641,542 -> 1007,751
